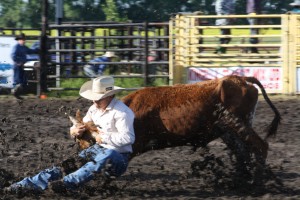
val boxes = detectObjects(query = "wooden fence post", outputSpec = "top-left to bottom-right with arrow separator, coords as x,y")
40,0 -> 49,95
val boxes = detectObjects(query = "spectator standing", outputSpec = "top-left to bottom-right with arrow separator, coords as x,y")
193,11 -> 204,53
247,0 -> 261,53
289,0 -> 300,13
10,33 -> 39,99
214,0 -> 235,54
147,50 -> 158,84
83,51 -> 117,77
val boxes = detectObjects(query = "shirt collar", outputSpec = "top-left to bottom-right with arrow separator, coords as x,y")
93,98 -> 117,116
105,97 -> 117,111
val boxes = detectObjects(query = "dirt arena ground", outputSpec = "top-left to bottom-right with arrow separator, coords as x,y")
0,94 -> 299,199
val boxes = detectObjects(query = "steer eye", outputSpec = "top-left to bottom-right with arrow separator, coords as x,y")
96,125 -> 102,129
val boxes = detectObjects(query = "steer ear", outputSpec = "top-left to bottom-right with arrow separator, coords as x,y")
69,115 -> 79,125
75,110 -> 83,123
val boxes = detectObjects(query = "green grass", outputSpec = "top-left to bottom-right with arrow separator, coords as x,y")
47,78 -> 88,97
47,74 -> 168,98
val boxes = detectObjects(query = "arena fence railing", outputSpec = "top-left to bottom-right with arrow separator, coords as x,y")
169,13 -> 300,94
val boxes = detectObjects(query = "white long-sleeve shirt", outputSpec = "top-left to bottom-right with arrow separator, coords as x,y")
82,98 -> 135,153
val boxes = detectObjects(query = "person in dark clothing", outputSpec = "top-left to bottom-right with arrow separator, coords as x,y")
289,0 -> 300,13
247,0 -> 261,53
214,0 -> 235,54
194,11 -> 204,53
10,33 -> 39,99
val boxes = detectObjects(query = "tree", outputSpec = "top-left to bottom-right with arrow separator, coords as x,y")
0,0 -> 55,28
0,0 -> 295,28
24,0 -> 47,28
63,0 -> 105,22
101,0 -> 127,22
118,0 -> 192,22
0,0 -> 26,27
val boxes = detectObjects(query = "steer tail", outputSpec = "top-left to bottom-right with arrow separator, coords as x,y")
243,76 -> 281,139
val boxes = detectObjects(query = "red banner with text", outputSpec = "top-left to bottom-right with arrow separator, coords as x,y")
188,67 -> 282,92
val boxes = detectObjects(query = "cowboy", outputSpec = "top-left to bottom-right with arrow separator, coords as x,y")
4,76 -> 135,193
10,33 -> 39,99
83,51 -> 117,77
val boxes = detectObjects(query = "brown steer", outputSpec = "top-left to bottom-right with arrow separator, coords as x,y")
122,75 -> 280,164
69,110 -> 99,150
69,75 -> 280,165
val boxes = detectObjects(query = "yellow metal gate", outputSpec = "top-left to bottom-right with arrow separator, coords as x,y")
169,13 -> 300,94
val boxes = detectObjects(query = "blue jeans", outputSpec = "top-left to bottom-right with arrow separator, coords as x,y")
11,145 -> 129,190
248,18 -> 259,44
13,63 -> 27,87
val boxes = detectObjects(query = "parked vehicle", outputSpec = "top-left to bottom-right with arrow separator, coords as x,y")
26,41 -> 81,63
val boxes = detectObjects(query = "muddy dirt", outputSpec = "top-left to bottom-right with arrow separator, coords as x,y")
0,95 -> 299,199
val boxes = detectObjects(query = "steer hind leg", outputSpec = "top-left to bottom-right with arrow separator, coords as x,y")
239,127 -> 269,165
221,131 -> 251,172
213,124 -> 252,176
216,105 -> 268,166
243,128 -> 269,184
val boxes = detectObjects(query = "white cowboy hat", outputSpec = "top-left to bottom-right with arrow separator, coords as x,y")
103,51 -> 117,57
79,76 -> 124,101
290,0 -> 300,6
